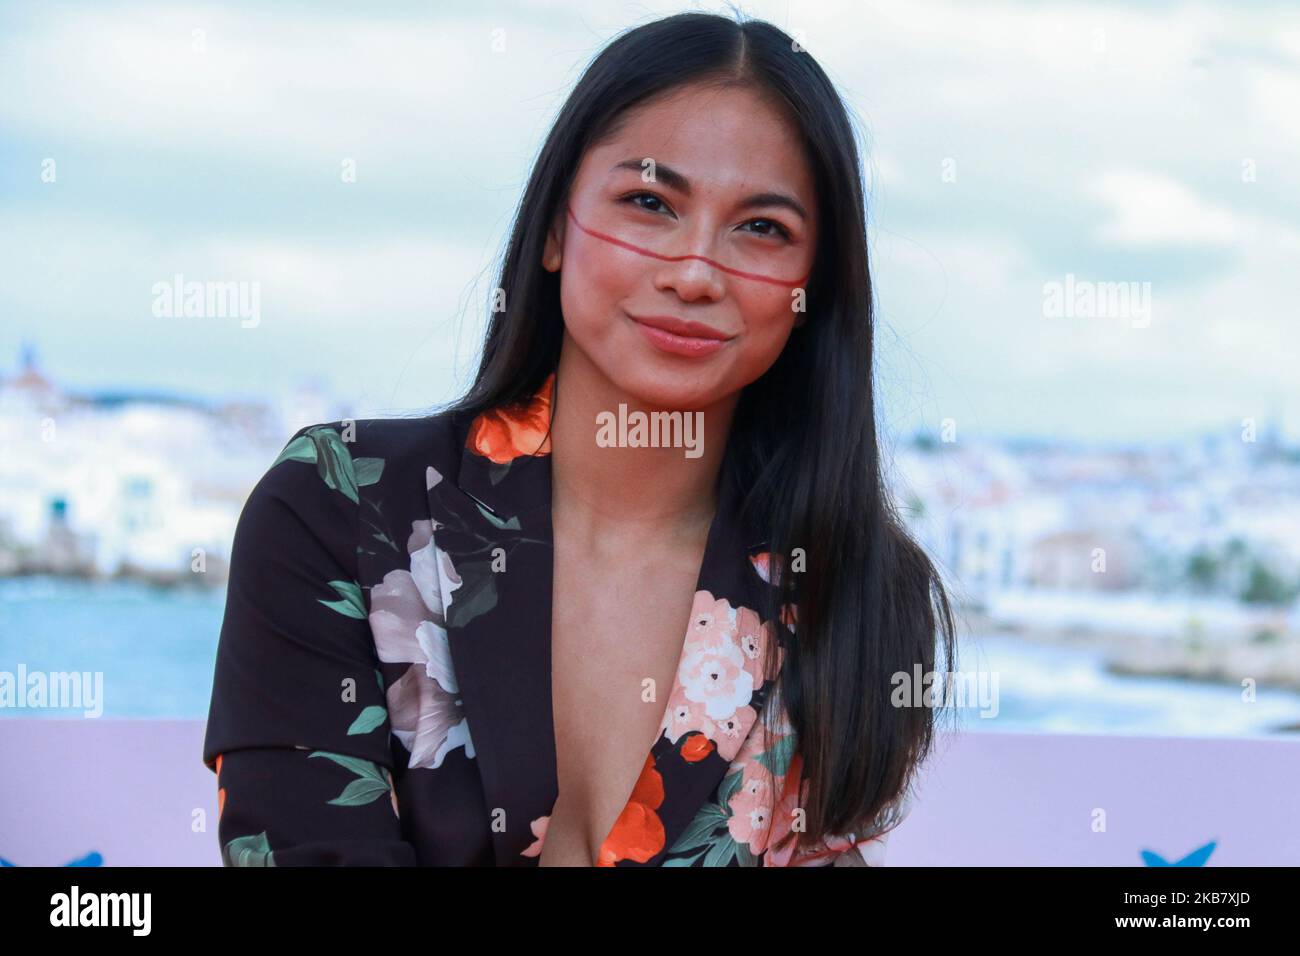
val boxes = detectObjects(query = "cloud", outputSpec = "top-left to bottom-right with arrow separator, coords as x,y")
0,1 -> 569,183
1089,171 -> 1244,247
1,0 -> 1296,441
0,208 -> 494,408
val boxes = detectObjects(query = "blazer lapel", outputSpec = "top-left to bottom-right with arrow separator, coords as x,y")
428,377 -> 558,866
430,372 -> 783,866
606,463 -> 784,867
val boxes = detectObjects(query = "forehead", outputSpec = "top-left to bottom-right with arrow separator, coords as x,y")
577,83 -> 816,201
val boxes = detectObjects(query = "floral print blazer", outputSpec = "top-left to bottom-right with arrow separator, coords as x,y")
202,371 -> 909,867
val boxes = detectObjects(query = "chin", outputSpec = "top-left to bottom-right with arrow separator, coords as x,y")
613,370 -> 728,413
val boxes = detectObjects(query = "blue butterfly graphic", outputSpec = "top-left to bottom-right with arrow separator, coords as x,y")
0,851 -> 103,867
1141,840 -> 1216,867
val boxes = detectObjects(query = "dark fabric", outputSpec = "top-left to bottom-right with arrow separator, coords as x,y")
203,369 -> 896,866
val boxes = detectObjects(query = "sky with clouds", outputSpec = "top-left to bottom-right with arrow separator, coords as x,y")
2,0 -> 1297,444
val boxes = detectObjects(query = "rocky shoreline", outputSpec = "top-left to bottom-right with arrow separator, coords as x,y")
957,606 -> 1300,731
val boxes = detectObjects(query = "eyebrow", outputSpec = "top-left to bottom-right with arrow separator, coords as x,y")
610,158 -> 809,222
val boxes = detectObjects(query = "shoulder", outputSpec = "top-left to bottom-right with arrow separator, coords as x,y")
235,411 -> 467,549
256,412 -> 465,501
281,411 -> 464,475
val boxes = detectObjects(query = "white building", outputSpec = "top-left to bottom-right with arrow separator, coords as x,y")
0,346 -> 347,581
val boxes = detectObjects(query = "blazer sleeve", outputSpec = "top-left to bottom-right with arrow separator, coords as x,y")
202,424 -> 417,866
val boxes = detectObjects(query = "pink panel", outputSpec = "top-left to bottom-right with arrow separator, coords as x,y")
1,720 -> 1295,866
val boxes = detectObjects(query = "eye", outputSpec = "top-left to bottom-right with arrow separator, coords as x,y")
619,193 -> 792,241
620,191 -> 673,216
740,218 -> 792,241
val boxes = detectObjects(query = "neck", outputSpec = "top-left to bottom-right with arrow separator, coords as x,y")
549,332 -> 737,535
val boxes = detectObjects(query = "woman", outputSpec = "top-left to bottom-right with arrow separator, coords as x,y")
203,10 -> 956,867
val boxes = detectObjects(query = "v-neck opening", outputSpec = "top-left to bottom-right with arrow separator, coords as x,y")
541,378 -> 732,867
543,486 -> 725,867
441,364 -> 780,867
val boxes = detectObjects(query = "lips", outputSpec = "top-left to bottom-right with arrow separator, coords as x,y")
627,313 -> 733,358
627,314 -> 735,341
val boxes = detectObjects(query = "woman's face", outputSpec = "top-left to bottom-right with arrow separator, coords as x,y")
544,82 -> 818,411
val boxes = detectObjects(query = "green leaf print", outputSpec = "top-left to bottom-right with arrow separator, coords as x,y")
272,434 -> 316,467
329,776 -> 393,806
669,803 -> 729,854
352,457 -> 385,487
473,502 -> 522,532
346,705 -> 387,736
702,836 -> 740,867
717,766 -> 744,805
308,750 -> 391,807
318,579 -> 366,619
273,426 -> 387,504
444,560 -> 499,629
308,750 -> 386,780
223,831 -> 276,867
663,849 -> 709,866
310,428 -> 361,502
755,734 -> 796,777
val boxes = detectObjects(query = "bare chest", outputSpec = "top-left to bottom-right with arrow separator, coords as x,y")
537,537 -> 703,866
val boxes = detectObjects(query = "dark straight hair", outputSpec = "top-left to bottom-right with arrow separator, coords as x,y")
439,10 -> 958,859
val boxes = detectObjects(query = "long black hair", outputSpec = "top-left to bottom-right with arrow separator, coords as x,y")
438,10 -> 958,859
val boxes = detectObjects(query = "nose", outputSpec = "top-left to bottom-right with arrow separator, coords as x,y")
652,225 -> 727,301
653,256 -> 726,301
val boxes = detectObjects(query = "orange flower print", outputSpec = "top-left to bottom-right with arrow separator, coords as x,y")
520,814 -> 549,858
466,372 -> 555,464
596,754 -> 666,866
680,732 -> 714,763
748,551 -> 783,587
215,753 -> 226,820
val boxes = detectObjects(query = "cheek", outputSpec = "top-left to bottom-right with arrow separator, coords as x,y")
558,233 -> 632,340
735,289 -> 799,366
